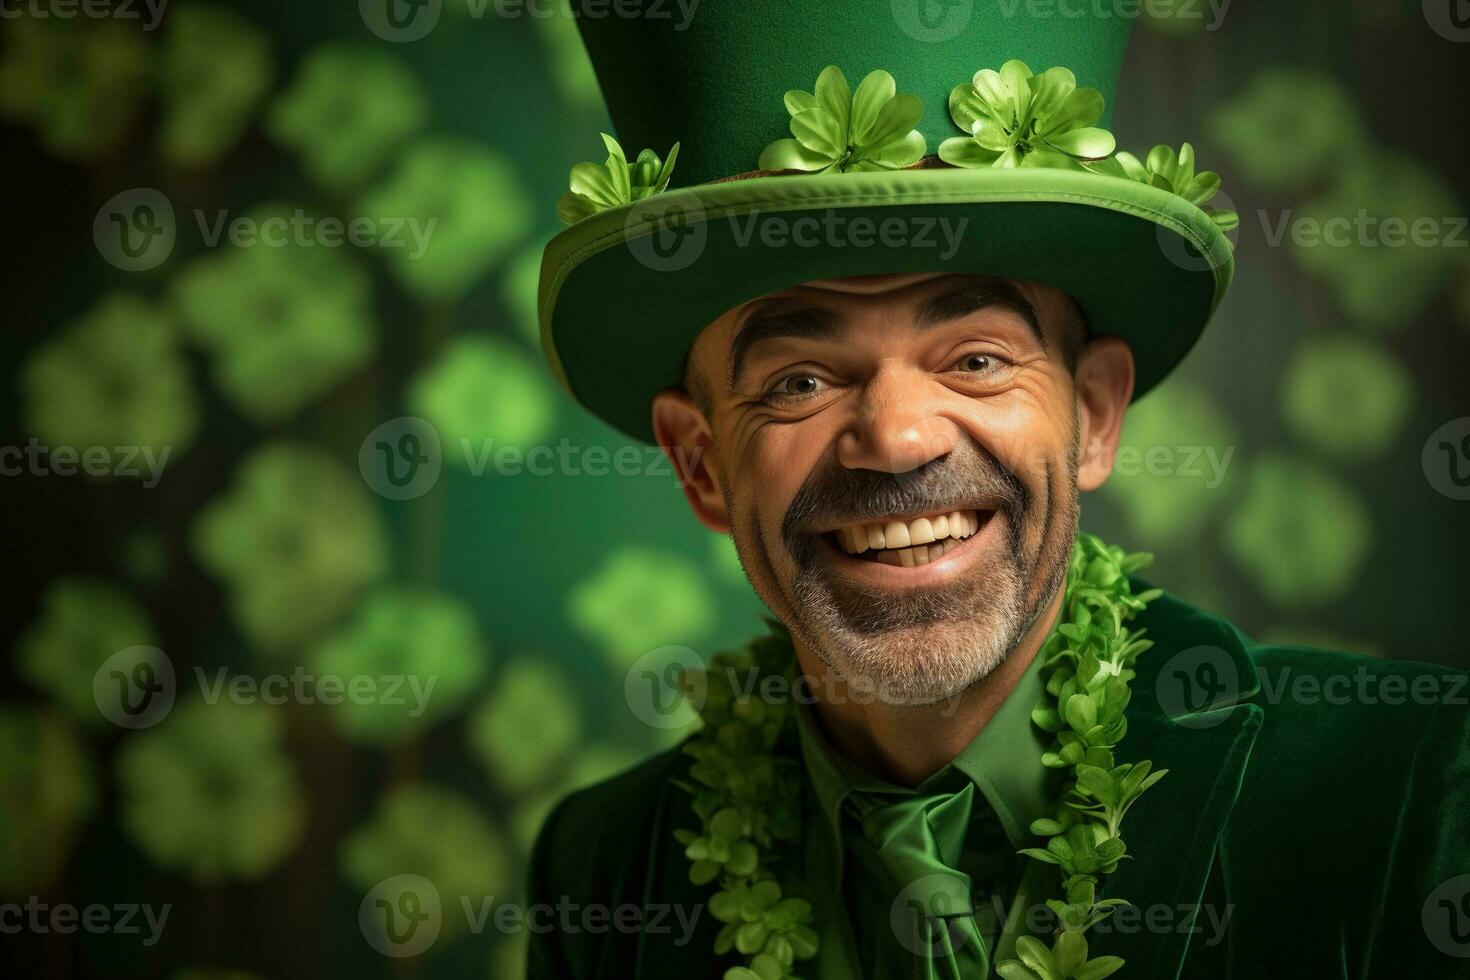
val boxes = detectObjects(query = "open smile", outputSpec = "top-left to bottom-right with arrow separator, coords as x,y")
825,508 -> 987,567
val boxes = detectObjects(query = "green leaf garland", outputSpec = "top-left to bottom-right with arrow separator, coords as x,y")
677,533 -> 1163,980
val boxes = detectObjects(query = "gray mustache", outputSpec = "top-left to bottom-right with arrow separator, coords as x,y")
781,442 -> 1026,555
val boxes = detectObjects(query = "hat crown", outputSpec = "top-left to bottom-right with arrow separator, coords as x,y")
575,0 -> 1134,186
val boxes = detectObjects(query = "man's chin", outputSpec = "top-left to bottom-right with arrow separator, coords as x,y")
798,617 -> 1017,708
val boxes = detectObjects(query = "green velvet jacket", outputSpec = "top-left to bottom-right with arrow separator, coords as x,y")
527,589 -> 1470,978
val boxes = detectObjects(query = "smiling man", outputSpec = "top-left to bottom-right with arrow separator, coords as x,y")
526,5 -> 1470,979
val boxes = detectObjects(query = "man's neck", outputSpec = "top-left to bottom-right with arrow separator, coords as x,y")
793,587 -> 1065,787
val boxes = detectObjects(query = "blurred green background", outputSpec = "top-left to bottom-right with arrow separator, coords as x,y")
2,1 -> 1468,977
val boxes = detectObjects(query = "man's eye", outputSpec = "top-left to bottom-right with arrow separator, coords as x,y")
955,353 -> 1000,374
773,375 -> 825,397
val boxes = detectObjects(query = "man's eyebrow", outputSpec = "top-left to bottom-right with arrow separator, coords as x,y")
728,305 -> 842,389
914,281 -> 1048,350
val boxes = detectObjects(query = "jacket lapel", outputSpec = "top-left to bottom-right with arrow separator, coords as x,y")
1095,588 -> 1263,978
632,766 -> 721,977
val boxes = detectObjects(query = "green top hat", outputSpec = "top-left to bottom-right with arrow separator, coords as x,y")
538,0 -> 1236,442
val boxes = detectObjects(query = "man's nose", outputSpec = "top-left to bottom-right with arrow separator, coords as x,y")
835,367 -> 959,474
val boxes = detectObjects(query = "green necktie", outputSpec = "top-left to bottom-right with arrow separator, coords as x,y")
848,780 -> 994,979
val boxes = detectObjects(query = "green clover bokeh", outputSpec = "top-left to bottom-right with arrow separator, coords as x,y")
170,204 -> 377,424
1102,385 -> 1239,546
1208,67 -> 1364,193
0,16 -> 148,159
469,658 -> 582,794
314,588 -> 490,746
17,576 -> 159,728
1223,453 -> 1372,607
0,708 -> 96,895
159,5 -> 273,167
1281,336 -> 1412,460
340,782 -> 512,938
22,292 -> 200,473
191,443 -> 389,653
267,43 -> 429,191
356,137 -> 531,300
567,546 -> 715,669
407,334 -> 556,462
116,698 -> 306,883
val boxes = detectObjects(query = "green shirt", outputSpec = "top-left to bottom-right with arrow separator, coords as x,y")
791,648 -> 1063,979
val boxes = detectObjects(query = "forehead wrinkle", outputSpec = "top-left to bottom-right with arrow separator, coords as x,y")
914,279 -> 1048,351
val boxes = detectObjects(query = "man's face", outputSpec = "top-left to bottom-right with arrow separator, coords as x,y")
656,273 -> 1131,706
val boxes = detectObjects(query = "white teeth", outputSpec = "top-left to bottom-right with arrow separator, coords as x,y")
909,518 -> 935,546
833,509 -> 984,557
883,521 -> 911,549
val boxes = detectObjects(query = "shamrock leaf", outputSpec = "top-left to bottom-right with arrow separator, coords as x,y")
759,66 -> 926,174
558,133 -> 680,224
940,60 -> 1114,170
1112,142 -> 1238,234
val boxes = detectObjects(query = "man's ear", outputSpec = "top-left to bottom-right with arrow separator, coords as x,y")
1074,336 -> 1135,492
651,388 -> 730,533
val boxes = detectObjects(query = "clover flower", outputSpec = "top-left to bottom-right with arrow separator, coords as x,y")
557,134 -> 681,224
940,60 -> 1115,169
759,66 -> 926,174
1115,142 -> 1238,232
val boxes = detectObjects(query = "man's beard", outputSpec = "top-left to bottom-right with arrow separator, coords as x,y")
769,437 -> 1079,707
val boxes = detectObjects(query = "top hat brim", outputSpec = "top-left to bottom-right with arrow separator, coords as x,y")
538,166 -> 1233,443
